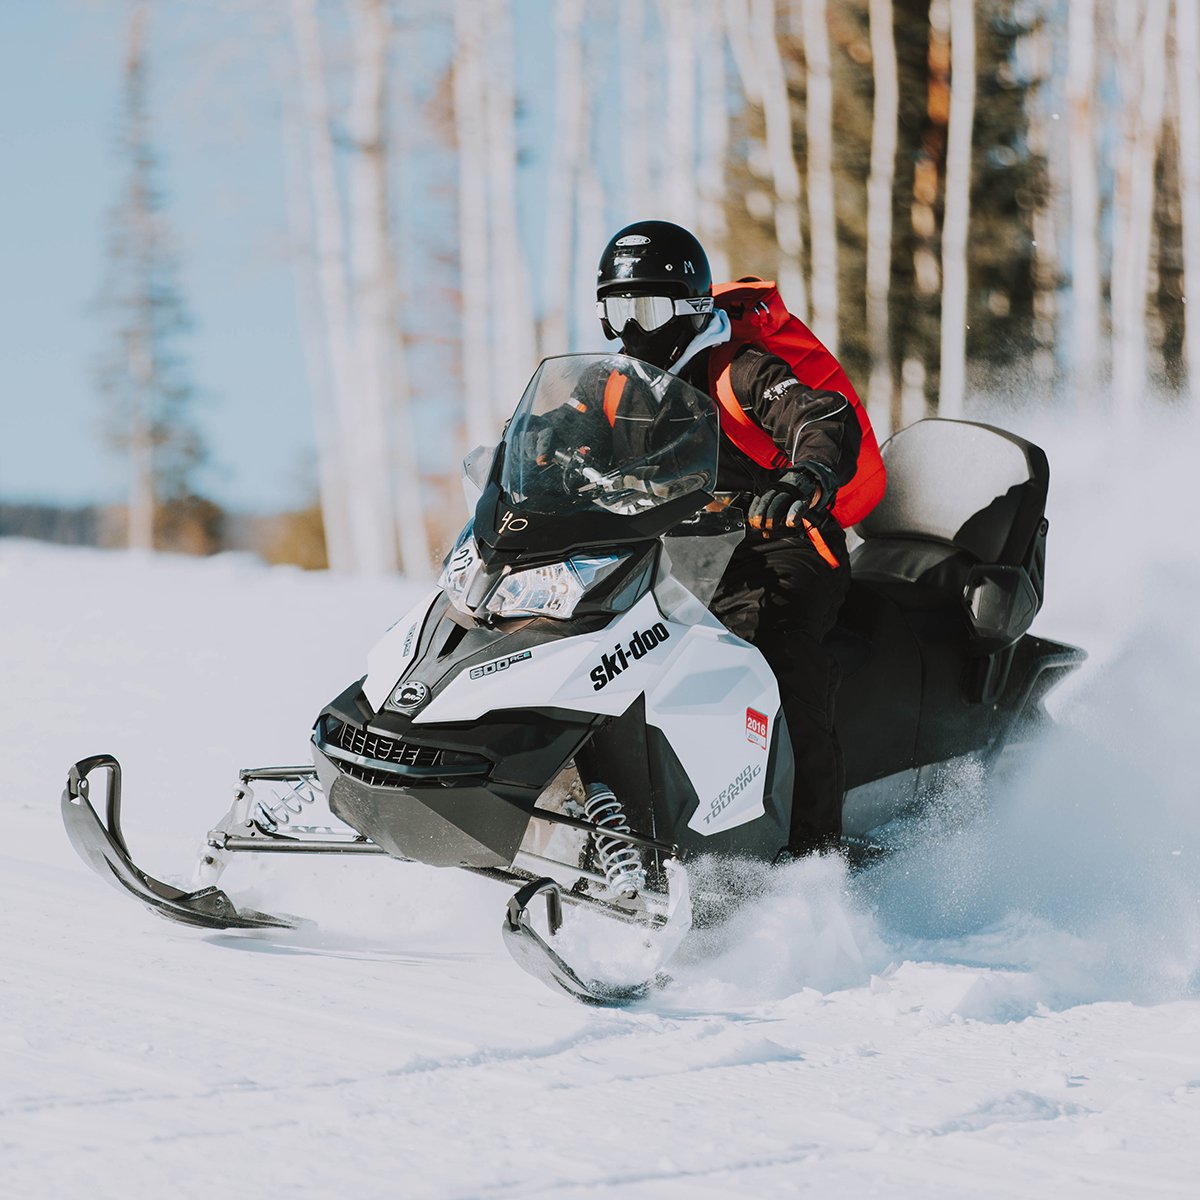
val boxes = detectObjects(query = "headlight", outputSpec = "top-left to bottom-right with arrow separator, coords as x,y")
438,530 -> 484,614
485,553 -> 629,620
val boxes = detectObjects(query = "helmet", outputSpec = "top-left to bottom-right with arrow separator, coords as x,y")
596,220 -> 713,369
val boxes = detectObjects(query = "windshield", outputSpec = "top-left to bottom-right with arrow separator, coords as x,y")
500,355 -> 719,518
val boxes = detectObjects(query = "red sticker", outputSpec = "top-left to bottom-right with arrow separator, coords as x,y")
746,708 -> 768,749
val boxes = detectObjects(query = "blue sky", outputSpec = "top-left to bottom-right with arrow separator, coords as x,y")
1,3 -> 336,512
0,1 -> 660,514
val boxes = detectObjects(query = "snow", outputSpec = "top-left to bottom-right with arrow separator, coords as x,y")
3,408 -> 1200,1198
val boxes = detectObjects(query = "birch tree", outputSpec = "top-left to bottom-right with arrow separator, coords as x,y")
743,0 -> 808,319
541,0 -> 585,356
865,0 -> 897,433
802,0 -> 838,350
938,0 -> 975,418
280,63 -> 352,572
1025,11 -> 1059,391
660,0 -> 698,231
292,0 -> 393,573
1176,0 -> 1200,407
1111,0 -> 1170,418
453,0 -> 496,448
1067,0 -> 1102,406
349,0 -> 429,578
483,0 -> 539,414
575,49 -> 607,351
696,0 -> 731,281
620,0 -> 655,217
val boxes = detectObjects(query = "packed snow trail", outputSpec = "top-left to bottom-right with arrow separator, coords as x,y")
3,409 -> 1200,1197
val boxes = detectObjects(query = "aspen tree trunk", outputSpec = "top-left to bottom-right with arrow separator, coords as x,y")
620,0 -> 655,218
865,0 -> 898,436
725,0 -> 762,106
483,0 -> 538,420
749,0 -> 808,319
575,57 -> 607,351
542,0 -> 584,357
279,66 -> 352,572
1067,0 -> 1102,407
1176,0 -> 1200,408
292,0 -> 378,573
938,0 -> 975,418
697,0 -> 730,281
1112,0 -> 1170,419
347,0 -> 402,576
1026,16 -> 1058,392
349,0 -> 432,577
454,0 -> 496,450
802,0 -> 838,350
661,0 -> 698,231
124,2 -> 155,552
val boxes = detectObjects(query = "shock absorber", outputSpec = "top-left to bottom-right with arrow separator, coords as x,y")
582,782 -> 646,897
254,775 -> 320,832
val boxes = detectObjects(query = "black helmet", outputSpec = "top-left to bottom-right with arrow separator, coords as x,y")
596,220 -> 713,368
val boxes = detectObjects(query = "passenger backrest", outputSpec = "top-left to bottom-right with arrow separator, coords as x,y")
856,419 -> 1048,567
851,419 -> 1050,659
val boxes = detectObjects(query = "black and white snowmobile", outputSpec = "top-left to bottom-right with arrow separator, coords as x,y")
63,354 -> 1084,1003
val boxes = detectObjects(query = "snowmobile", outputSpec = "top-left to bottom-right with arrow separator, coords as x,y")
62,354 -> 1084,1004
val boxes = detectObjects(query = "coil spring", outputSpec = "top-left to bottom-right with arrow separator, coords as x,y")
583,783 -> 646,897
254,776 -> 320,831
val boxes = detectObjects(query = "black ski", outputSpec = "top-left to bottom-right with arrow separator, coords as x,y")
62,755 -> 293,931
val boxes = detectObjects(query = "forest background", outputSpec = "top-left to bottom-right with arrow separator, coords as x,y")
2,0 -> 1196,575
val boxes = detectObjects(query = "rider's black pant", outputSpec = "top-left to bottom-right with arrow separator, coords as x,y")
709,522 -> 850,856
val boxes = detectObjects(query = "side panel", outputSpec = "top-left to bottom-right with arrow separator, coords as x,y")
642,625 -> 782,836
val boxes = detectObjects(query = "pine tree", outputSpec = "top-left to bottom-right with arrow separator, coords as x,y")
96,1 -> 214,553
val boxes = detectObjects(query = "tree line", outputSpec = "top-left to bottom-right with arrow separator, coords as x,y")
99,0 -> 1200,573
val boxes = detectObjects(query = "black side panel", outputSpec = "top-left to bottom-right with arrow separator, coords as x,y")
831,581 -> 923,788
576,697 -> 656,836
642,716 -> 790,861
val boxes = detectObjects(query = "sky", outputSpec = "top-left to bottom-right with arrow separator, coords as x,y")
1,2 -> 338,513
0,1 -> 574,516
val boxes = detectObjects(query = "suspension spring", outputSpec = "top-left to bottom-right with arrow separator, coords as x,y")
582,782 -> 646,897
254,775 -> 321,832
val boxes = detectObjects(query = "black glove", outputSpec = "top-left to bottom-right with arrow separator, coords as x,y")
517,425 -> 560,467
747,463 -> 836,534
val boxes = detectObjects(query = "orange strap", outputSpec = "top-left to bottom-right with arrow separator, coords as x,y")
603,372 -> 627,426
801,518 -> 842,569
708,344 -> 791,470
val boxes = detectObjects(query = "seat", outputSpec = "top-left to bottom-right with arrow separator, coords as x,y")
850,418 -> 1049,663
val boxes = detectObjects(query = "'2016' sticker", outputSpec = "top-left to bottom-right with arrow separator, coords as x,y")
746,707 -> 769,750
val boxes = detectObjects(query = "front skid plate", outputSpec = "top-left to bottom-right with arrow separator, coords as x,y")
62,755 -> 292,931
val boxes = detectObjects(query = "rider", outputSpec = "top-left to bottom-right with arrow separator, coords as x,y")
590,220 -> 861,859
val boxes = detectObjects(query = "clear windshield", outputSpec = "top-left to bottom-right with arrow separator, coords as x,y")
500,355 -> 719,518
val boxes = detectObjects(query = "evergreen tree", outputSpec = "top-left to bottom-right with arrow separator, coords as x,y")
95,1 -> 214,552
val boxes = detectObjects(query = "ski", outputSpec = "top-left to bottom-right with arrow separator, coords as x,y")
62,755 -> 293,931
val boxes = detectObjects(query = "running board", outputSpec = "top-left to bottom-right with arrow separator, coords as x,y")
62,755 -> 293,931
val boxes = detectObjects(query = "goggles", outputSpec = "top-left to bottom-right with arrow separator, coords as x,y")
598,293 -> 714,333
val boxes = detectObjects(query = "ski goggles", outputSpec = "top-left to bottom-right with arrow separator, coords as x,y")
598,293 -> 714,333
